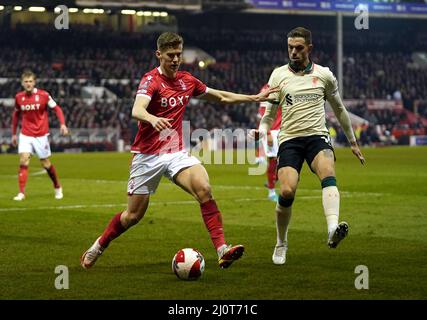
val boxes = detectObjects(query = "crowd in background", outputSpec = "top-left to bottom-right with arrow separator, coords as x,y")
1,17 -> 426,147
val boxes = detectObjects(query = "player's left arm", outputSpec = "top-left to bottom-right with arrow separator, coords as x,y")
326,87 -> 365,165
200,87 -> 279,104
48,94 -> 69,136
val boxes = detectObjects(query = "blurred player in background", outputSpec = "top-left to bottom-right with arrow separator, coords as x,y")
81,32 -> 278,270
253,27 -> 365,265
11,70 -> 69,201
257,83 -> 282,202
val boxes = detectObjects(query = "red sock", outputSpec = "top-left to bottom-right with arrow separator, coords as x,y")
45,165 -> 60,189
99,212 -> 126,248
267,157 -> 277,189
18,165 -> 28,194
200,200 -> 226,250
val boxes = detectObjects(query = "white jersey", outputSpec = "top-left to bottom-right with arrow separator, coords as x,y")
267,63 -> 338,144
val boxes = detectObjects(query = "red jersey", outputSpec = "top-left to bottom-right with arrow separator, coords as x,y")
13,88 -> 60,137
258,84 -> 282,131
131,67 -> 208,155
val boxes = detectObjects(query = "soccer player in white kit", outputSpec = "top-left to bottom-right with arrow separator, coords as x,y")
253,27 -> 365,265
81,32 -> 278,270
11,70 -> 69,201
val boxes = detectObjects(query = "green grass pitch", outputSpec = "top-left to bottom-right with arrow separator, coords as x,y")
0,147 -> 426,300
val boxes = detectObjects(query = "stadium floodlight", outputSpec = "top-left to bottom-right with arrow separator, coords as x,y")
0,5 -> 4,11
13,6 -> 22,11
136,11 -> 144,16
143,11 -> 152,16
121,9 -> 136,15
29,7 -> 46,12
83,8 -> 104,14
69,8 -> 79,13
160,12 -> 168,17
153,11 -> 160,17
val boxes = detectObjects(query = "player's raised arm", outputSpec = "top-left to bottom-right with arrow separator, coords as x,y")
326,86 -> 365,165
200,86 -> 279,104
131,95 -> 172,132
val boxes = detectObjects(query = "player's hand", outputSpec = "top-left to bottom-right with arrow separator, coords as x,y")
350,141 -> 365,165
151,117 -> 173,132
253,85 -> 280,103
60,124 -> 69,136
11,135 -> 18,147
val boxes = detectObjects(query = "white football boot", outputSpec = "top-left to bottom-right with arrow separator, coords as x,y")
13,193 -> 25,201
272,244 -> 287,265
54,187 -> 63,199
80,237 -> 104,269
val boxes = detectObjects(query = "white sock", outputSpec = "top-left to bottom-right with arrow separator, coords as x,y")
275,203 -> 292,246
268,188 -> 276,197
322,186 -> 340,237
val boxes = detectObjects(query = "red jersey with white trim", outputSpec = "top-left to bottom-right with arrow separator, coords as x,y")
14,88 -> 58,137
258,84 -> 282,131
131,67 -> 208,154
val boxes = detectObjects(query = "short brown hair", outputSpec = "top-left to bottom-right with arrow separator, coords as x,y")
21,69 -> 36,80
157,32 -> 183,51
287,27 -> 312,45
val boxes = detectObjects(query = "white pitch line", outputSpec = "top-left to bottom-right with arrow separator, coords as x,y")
0,193 -> 371,213
0,198 -> 269,212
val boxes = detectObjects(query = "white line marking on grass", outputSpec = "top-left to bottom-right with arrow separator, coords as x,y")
57,178 -> 386,197
31,170 -> 47,176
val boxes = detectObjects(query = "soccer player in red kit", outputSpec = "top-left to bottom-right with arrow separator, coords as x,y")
257,84 -> 282,202
11,70 -> 69,201
81,32 -> 278,270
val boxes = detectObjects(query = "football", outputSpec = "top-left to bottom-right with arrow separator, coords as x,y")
172,248 -> 205,280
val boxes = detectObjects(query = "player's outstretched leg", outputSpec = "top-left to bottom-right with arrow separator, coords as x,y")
328,221 -> 349,248
81,212 -> 125,269
81,194 -> 149,269
200,199 -> 245,269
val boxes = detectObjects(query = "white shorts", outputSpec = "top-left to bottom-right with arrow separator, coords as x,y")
261,130 -> 279,158
18,133 -> 51,159
127,150 -> 201,195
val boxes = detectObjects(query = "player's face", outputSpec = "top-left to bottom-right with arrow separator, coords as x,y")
157,45 -> 183,76
287,37 -> 312,65
22,76 -> 35,93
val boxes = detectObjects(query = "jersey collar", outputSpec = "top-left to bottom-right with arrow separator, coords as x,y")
288,60 -> 314,74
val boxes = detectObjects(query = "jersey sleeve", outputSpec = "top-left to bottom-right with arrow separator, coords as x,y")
267,70 -> 280,104
136,74 -> 158,100
191,76 -> 208,98
47,94 -> 58,109
14,95 -> 20,111
324,68 -> 339,99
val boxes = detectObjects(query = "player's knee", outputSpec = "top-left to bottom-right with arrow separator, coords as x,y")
122,211 -> 142,228
195,184 -> 212,203
40,159 -> 51,169
279,185 -> 295,200
19,155 -> 31,166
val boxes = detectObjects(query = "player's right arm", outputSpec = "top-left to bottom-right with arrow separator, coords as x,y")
251,74 -> 281,140
131,95 -> 172,132
11,96 -> 21,146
